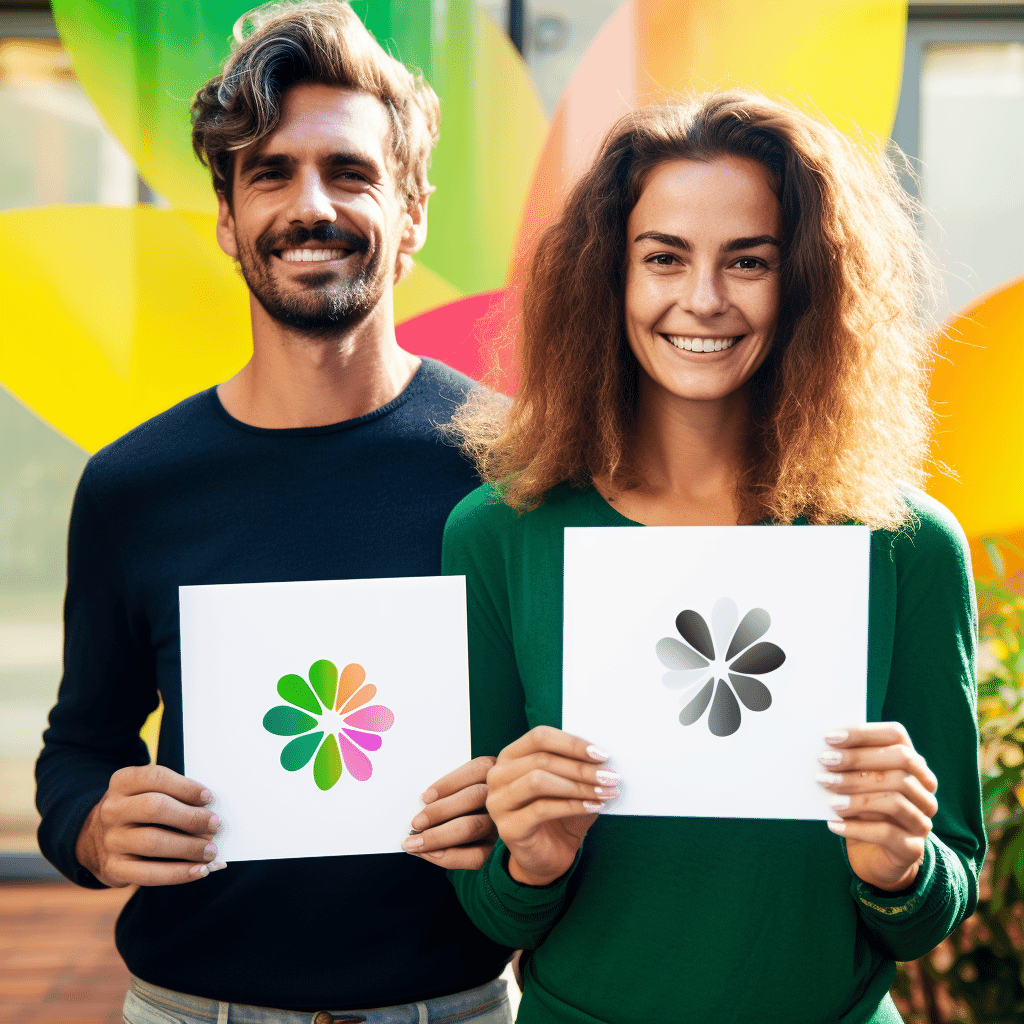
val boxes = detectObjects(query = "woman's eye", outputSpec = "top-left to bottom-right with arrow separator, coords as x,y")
734,257 -> 767,271
647,253 -> 676,266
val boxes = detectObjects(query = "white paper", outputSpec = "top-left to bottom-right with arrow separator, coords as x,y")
562,526 -> 870,821
180,576 -> 470,861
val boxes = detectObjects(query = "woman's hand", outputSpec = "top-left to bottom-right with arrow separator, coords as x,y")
817,723 -> 939,892
486,726 -> 619,886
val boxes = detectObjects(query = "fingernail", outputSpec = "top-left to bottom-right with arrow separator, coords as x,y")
208,861 -> 227,873
596,770 -> 621,785
583,801 -> 603,812
815,772 -> 844,786
827,820 -> 846,834
824,730 -> 849,745
594,787 -> 619,799
420,788 -> 439,804
208,814 -> 221,830
586,745 -> 610,762
818,751 -> 843,767
828,795 -> 851,810
200,789 -> 213,803
190,864 -> 210,879
411,812 -> 428,830
402,836 -> 424,850
203,843 -> 218,862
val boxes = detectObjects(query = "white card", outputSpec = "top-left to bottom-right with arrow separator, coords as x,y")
180,576 -> 470,861
562,526 -> 869,820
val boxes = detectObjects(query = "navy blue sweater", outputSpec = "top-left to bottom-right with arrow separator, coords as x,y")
36,358 -> 511,1009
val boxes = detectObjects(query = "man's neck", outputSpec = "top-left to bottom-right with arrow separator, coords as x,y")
217,296 -> 421,429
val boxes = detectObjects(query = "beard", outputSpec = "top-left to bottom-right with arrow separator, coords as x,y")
235,221 -> 386,339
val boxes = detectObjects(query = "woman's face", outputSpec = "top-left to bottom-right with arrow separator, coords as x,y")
624,156 -> 783,406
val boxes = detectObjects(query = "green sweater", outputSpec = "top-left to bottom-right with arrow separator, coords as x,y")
442,482 -> 985,1024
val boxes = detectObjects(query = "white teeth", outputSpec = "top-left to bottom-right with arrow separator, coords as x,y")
664,335 -> 741,353
280,248 -> 345,263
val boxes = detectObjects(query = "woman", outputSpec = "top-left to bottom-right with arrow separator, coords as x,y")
427,94 -> 985,1022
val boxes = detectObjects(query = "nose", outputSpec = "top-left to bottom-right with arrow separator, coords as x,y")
285,168 -> 337,226
679,262 -> 729,318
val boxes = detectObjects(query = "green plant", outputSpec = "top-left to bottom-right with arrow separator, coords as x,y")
892,539 -> 1024,1024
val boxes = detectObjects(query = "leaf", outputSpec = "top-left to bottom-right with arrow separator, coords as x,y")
983,537 -> 1006,580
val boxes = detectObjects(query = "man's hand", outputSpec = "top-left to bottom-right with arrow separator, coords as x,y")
402,756 -> 498,869
75,765 -> 225,887
817,723 -> 939,892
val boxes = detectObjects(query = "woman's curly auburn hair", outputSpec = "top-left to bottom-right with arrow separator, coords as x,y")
456,92 -> 940,530
190,0 -> 440,280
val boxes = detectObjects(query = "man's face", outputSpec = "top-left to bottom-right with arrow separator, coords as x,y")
216,83 -> 425,338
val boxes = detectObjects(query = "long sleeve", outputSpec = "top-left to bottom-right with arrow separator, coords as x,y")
35,469 -> 158,887
850,494 -> 986,961
442,487 -> 579,949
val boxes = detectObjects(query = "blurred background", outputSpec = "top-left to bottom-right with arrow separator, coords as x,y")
1,1 -> 1023,1021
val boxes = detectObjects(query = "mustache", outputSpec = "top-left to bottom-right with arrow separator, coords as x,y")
258,223 -> 369,256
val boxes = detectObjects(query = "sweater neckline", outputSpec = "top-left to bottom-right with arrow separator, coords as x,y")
579,484 -> 786,528
207,358 -> 431,437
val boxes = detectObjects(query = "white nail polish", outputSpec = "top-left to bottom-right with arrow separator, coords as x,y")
208,861 -> 227,872
815,772 -> 843,786
582,801 -> 603,812
828,795 -> 851,810
586,745 -> 610,762
827,820 -> 845,833
192,864 -> 209,878
596,770 -> 621,785
824,729 -> 849,744
818,751 -> 843,767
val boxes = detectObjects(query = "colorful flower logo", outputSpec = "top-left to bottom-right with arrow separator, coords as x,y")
262,660 -> 395,790
656,597 -> 786,737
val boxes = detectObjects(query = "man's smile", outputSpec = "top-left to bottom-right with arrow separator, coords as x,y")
276,246 -> 355,263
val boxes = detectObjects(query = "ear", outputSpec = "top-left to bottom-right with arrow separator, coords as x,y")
398,190 -> 430,255
215,191 -> 239,260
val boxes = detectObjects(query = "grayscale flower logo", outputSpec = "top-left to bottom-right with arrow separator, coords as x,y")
656,597 -> 786,737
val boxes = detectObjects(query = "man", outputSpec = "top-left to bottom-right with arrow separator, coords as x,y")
35,3 -> 513,1021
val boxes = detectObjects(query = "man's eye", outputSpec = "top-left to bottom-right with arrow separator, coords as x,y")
252,170 -> 284,182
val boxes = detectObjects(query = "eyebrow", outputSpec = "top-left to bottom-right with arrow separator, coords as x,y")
238,150 -> 383,180
633,231 -> 782,252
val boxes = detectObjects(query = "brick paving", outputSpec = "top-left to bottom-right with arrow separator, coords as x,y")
0,881 -> 132,1024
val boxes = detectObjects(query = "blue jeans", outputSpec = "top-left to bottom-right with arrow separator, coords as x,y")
123,975 -> 512,1024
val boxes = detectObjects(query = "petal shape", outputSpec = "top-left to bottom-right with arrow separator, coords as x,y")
730,642 -> 787,675
340,683 -> 376,716
313,733 -> 343,791
339,733 -> 374,782
656,636 -> 709,671
711,597 -> 738,662
662,667 -> 712,690
277,673 -> 322,715
708,680 -> 741,737
679,679 -> 714,726
333,663 -> 366,711
262,705 -> 318,737
675,610 -> 715,661
342,727 -> 383,752
280,731 -> 323,771
725,608 -> 772,661
309,659 -> 339,710
730,673 -> 773,713
343,705 -> 395,733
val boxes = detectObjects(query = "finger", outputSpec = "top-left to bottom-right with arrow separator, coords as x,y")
501,800 -> 602,841
826,819 -> 926,867
816,770 -> 939,817
498,725 -> 609,766
106,791 -> 221,837
107,856 -> 227,887
824,723 -> 912,750
403,814 -> 496,854
412,784 -> 489,831
409,844 -> 494,871
818,744 -> 936,792
829,792 -> 933,836
488,752 -> 620,791
488,769 -> 618,817
108,827 -> 221,864
108,764 -> 213,805
421,756 -> 496,804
